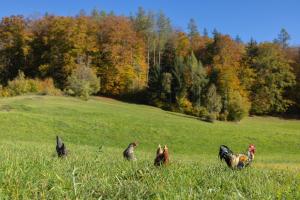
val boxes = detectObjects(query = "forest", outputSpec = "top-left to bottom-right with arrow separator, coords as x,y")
0,7 -> 299,121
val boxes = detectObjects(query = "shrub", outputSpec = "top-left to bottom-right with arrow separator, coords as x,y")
66,64 -> 100,100
204,112 -> 217,123
151,98 -> 165,108
178,98 -> 193,114
2,71 -> 61,97
227,92 -> 250,121
218,111 -> 229,121
37,78 -> 62,96
6,71 -> 35,96
0,85 -> 11,97
190,106 -> 209,118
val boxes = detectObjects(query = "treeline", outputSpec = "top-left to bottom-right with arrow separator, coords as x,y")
0,8 -> 299,121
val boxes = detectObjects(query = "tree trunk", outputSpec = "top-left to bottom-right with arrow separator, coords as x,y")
153,41 -> 156,66
158,51 -> 161,68
146,37 -> 150,85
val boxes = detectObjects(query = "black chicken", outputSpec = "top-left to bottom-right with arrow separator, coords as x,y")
56,136 -> 67,157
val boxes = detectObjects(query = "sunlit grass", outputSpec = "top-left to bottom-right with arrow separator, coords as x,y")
0,95 -> 300,199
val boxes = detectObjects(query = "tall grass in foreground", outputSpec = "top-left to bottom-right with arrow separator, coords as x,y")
0,142 -> 299,199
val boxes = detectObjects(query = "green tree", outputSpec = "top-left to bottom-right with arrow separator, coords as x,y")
131,7 -> 156,83
239,39 -> 258,91
274,28 -> 290,48
147,64 -> 162,101
172,56 -> 187,104
227,91 -> 250,121
156,11 -> 172,67
203,28 -> 208,37
187,52 -> 207,107
235,35 -> 242,44
205,84 -> 222,114
66,64 -> 100,100
161,72 -> 172,103
250,43 -> 296,114
187,18 -> 199,38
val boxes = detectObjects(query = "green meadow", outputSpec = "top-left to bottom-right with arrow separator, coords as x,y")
0,95 -> 299,199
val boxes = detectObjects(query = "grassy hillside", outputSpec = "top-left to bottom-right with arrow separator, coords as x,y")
0,95 -> 299,199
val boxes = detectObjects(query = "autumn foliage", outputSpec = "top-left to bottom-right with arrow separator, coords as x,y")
0,9 -> 299,120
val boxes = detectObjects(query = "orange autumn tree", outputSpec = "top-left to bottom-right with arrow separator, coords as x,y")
95,16 -> 147,95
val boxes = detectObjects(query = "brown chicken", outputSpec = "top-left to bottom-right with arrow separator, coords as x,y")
154,144 -> 169,166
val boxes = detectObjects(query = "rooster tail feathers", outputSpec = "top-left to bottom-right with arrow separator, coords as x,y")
56,136 -> 63,148
219,145 -> 233,160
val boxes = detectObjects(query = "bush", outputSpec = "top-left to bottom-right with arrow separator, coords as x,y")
218,111 -> 229,121
0,85 -> 10,97
37,78 -> 62,96
204,112 -> 217,123
2,71 -> 61,97
178,98 -> 193,114
151,98 -> 165,108
189,106 -> 209,118
6,72 -> 35,96
227,92 -> 250,121
66,64 -> 100,100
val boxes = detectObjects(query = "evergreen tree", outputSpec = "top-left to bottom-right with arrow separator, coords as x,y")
205,84 -> 222,114
187,18 -> 199,38
147,64 -> 162,101
131,7 -> 155,83
274,28 -> 290,48
172,56 -> 186,103
161,72 -> 172,103
235,35 -> 242,44
187,52 -> 207,107
203,28 -> 208,37
156,11 -> 172,67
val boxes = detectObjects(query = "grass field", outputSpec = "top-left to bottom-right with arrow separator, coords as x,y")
0,95 -> 300,199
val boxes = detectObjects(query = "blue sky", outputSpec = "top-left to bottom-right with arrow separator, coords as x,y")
0,0 -> 299,45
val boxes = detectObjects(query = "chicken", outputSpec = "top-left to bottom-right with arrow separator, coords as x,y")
56,136 -> 67,157
219,144 -> 255,169
154,144 -> 163,166
156,144 -> 163,156
154,145 -> 169,166
123,142 -> 138,161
